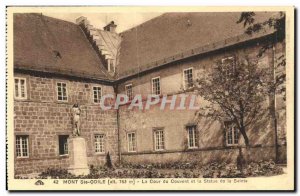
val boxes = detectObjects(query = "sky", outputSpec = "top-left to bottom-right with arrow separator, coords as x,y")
43,12 -> 163,33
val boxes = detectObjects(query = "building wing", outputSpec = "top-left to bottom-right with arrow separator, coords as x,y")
13,13 -> 112,80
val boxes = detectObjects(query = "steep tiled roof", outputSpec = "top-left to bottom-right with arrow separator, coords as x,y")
14,12 -> 276,81
117,12 -> 276,78
14,13 -> 112,80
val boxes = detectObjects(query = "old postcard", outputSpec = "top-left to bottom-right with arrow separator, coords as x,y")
6,6 -> 294,191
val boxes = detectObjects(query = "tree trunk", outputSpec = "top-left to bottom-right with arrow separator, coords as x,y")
239,126 -> 249,147
239,126 -> 250,165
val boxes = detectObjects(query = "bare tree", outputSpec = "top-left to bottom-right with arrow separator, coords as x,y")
236,12 -> 286,162
237,12 -> 286,100
195,56 -> 271,146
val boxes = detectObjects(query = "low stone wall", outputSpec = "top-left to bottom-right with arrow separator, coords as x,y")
15,154 -> 120,175
15,145 -> 286,175
15,157 -> 70,175
121,145 -> 286,165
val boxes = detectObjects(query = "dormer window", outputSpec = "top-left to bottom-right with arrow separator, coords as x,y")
53,50 -> 62,59
107,59 -> 115,72
110,60 -> 114,72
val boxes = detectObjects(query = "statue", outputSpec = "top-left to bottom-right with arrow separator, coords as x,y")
72,103 -> 81,136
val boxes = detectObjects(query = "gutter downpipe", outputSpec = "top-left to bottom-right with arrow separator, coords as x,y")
114,84 -> 122,164
272,43 -> 279,163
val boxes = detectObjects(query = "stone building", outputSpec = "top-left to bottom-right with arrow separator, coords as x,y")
13,12 -> 286,175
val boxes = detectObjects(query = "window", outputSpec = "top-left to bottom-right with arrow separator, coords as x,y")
152,77 -> 161,95
59,135 -> 69,155
14,77 -> 27,99
221,56 -> 235,77
16,135 -> 29,158
107,59 -> 115,72
154,129 -> 164,151
95,134 -> 105,153
187,126 -> 198,148
107,59 -> 111,72
110,60 -> 115,72
183,68 -> 193,89
93,86 -> 102,103
125,84 -> 133,101
127,132 -> 136,152
221,56 -> 235,65
225,122 -> 239,146
57,82 -> 67,101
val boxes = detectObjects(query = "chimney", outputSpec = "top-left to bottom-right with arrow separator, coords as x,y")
76,16 -> 89,26
103,21 -> 117,33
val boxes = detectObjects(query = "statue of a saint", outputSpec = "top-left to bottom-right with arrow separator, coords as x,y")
72,103 -> 81,136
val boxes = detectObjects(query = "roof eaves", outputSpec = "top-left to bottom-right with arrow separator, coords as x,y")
14,65 -> 115,83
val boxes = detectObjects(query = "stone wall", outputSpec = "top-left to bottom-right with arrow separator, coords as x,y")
118,95 -> 277,164
14,73 -> 118,175
117,43 -> 272,96
118,41 -> 286,164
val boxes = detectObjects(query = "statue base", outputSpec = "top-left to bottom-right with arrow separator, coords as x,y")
68,137 -> 90,176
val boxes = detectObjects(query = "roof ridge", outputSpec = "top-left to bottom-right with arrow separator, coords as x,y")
15,13 -> 78,26
119,13 -> 165,34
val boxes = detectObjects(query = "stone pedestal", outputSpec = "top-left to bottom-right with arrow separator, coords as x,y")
68,137 -> 90,176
